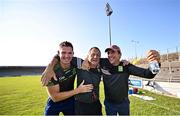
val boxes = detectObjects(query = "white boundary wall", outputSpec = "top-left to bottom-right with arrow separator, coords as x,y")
143,81 -> 180,98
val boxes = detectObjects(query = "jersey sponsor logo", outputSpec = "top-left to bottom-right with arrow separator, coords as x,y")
59,68 -> 76,82
48,67 -> 77,86
118,66 -> 123,72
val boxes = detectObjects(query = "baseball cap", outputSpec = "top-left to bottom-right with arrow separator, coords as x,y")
105,45 -> 121,53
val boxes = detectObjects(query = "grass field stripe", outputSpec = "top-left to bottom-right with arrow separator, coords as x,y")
141,99 -> 180,114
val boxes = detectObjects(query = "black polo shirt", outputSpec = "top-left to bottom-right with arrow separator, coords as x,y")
75,68 -> 102,103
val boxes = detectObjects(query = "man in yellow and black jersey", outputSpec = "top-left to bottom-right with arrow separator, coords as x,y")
44,41 -> 93,115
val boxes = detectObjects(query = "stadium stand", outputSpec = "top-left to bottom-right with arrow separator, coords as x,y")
0,52 -> 179,79
0,66 -> 46,77
131,52 -> 180,83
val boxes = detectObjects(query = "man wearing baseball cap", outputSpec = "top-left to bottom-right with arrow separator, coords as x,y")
105,45 -> 121,53
102,44 -> 160,115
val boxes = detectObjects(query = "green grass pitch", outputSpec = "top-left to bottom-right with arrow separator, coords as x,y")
0,76 -> 180,115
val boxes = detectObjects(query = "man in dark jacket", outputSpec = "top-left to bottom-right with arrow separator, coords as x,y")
102,45 -> 160,115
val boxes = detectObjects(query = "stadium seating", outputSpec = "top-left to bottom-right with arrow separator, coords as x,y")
131,52 -> 180,83
0,66 -> 46,77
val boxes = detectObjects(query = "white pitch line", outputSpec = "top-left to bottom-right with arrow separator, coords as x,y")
133,96 -> 180,114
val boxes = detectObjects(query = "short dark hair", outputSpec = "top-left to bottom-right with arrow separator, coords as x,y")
59,41 -> 74,51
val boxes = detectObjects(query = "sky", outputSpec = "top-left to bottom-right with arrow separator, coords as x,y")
0,0 -> 179,66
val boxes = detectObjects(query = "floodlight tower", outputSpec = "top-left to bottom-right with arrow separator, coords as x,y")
105,3 -> 113,46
